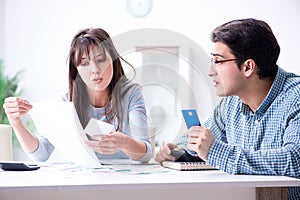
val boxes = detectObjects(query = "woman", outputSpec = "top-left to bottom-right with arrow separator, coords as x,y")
4,28 -> 152,163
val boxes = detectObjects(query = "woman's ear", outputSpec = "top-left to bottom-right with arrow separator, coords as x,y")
242,59 -> 256,78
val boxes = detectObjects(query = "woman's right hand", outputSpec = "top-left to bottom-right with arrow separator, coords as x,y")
3,97 -> 32,126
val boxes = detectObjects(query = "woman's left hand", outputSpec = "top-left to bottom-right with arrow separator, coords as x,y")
86,132 -> 129,154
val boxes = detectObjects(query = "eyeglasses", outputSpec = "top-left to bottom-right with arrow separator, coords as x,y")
210,58 -> 237,68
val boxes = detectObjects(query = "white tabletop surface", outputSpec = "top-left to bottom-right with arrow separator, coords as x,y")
1,162 -> 300,190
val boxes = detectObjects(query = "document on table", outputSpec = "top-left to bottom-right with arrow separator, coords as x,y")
29,101 -> 113,167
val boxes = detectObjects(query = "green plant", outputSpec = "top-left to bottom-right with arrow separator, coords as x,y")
0,59 -> 25,146
0,60 -> 37,146
0,59 -> 23,124
0,59 -> 27,147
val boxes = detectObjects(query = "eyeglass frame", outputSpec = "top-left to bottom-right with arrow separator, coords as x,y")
210,58 -> 238,66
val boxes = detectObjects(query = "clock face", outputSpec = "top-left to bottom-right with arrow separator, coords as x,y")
126,0 -> 152,17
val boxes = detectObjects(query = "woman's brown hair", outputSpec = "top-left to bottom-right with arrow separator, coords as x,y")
67,28 -> 136,129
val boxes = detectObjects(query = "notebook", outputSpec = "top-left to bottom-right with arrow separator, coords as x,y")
160,161 -> 216,171
161,149 -> 216,171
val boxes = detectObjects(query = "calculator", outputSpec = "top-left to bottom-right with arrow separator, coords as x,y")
0,161 -> 40,171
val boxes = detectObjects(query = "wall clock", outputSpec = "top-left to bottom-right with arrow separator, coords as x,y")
126,0 -> 152,17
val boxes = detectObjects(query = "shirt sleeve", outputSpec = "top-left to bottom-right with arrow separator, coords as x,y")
127,84 -> 153,163
28,136 -> 55,162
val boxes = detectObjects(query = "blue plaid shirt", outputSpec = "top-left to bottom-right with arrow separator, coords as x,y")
182,67 -> 300,200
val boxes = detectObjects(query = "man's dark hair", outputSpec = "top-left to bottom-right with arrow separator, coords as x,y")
211,18 -> 280,79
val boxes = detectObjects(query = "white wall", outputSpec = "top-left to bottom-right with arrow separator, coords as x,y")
2,0 -> 300,101
0,0 -> 5,59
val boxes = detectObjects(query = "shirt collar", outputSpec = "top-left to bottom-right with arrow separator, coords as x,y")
240,67 -> 286,117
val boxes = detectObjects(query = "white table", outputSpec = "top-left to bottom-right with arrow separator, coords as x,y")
0,163 -> 299,200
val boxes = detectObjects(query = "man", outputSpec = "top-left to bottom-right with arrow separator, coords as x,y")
155,18 -> 300,200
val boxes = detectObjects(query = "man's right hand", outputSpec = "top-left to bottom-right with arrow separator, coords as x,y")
154,143 -> 184,162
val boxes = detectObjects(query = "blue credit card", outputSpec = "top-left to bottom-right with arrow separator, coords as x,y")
181,109 -> 201,129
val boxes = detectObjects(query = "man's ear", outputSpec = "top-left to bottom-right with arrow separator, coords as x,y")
242,59 -> 256,78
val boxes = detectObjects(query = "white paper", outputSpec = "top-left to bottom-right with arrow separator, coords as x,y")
84,118 -> 114,136
29,101 -> 101,168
